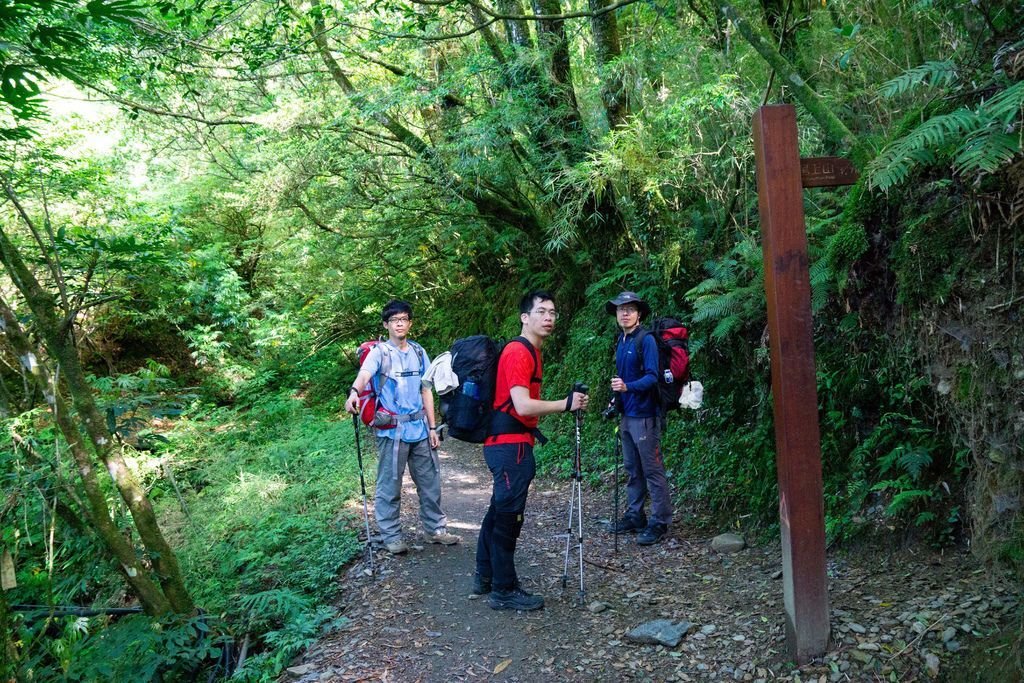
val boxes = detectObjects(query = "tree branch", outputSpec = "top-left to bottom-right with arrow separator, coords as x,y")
84,84 -> 258,127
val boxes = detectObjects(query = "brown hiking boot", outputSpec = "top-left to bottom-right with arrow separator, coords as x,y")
423,529 -> 460,545
384,539 -> 409,554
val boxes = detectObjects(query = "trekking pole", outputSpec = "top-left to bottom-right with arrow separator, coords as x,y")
562,382 -> 588,604
351,414 -> 375,574
613,424 -> 622,554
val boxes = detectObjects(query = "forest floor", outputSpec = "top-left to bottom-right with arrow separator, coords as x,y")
287,438 -> 1021,683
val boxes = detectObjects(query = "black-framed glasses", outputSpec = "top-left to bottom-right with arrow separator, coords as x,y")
387,316 -> 411,324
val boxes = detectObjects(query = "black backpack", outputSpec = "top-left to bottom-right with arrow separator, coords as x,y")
618,317 -> 690,414
442,335 -> 539,443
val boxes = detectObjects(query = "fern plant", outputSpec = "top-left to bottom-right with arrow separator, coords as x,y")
868,72 -> 1024,190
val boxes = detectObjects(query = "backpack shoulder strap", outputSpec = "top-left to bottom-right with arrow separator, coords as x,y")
632,327 -> 651,367
409,341 -> 427,376
509,336 -> 540,383
371,342 -> 392,393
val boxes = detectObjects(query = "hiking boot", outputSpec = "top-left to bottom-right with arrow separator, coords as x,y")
472,573 -> 492,595
488,586 -> 544,611
609,513 -> 647,534
637,523 -> 668,546
423,529 -> 460,545
384,539 -> 409,555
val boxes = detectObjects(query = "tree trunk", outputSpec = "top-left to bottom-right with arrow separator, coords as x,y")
0,226 -> 193,615
719,2 -> 867,162
532,0 -> 585,142
589,0 -> 628,129
0,295 -> 175,615
498,0 -> 533,47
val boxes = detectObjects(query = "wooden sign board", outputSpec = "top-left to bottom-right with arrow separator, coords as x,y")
801,156 -> 858,188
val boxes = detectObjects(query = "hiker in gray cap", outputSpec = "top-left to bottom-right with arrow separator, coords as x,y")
606,291 -> 672,545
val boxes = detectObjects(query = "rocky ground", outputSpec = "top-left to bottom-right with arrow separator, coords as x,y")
286,438 -> 1021,682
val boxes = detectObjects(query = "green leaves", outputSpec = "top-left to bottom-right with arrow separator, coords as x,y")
84,0 -> 144,23
0,64 -> 45,117
878,60 -> 957,98
869,67 -> 1024,190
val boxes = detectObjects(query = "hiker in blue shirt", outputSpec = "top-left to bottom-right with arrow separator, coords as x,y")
607,291 -> 673,545
345,300 -> 460,554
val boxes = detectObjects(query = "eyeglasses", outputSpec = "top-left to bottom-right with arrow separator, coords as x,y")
387,316 -> 411,324
532,308 -> 558,320
617,306 -> 639,314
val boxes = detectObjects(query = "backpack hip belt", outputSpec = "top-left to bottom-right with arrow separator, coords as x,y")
373,409 -> 426,428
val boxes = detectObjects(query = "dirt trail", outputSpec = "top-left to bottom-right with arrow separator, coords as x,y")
290,438 -> 1019,682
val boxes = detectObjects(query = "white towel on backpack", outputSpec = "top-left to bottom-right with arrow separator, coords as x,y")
423,351 -> 459,395
679,381 -> 704,409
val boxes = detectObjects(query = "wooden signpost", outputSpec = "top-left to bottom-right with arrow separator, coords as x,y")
752,105 -> 858,662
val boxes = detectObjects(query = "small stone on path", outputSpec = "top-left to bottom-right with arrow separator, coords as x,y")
287,664 -> 315,678
711,533 -> 746,553
923,652 -> 940,677
625,619 -> 693,647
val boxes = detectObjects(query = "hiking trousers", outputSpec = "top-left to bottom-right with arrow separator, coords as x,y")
374,436 -> 448,543
621,416 -> 672,526
476,442 -> 535,592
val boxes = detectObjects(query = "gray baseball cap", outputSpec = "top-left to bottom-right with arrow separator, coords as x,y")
605,291 -> 650,318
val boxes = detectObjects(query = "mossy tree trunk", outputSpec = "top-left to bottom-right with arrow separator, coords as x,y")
0,214 -> 194,615
0,296 -> 175,615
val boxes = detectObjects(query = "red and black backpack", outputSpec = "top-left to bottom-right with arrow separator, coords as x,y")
620,317 -> 690,414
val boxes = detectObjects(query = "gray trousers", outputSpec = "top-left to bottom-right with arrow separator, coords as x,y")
374,437 -> 448,542
621,416 -> 673,526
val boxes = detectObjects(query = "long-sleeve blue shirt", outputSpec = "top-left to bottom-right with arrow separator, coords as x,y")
615,328 -> 660,418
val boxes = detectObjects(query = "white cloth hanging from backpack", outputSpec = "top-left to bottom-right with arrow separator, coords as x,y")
679,381 -> 704,409
423,351 -> 459,395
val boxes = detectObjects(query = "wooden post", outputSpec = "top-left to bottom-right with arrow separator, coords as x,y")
752,104 -> 832,661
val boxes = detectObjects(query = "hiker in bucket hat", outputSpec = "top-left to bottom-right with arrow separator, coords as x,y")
606,291 -> 672,545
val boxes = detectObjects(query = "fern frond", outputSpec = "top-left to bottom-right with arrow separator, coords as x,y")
980,80 -> 1024,124
691,289 -> 742,324
711,314 -> 742,340
898,447 -> 933,481
879,60 -> 957,98
808,258 -> 831,313
867,110 -> 980,190
955,130 -> 1021,175
885,488 -> 932,516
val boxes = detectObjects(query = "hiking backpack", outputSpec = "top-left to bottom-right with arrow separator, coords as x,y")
355,339 -> 426,429
625,317 -> 690,414
442,335 -> 539,443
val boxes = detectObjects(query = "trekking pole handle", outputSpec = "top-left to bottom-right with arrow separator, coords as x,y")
567,382 -> 589,413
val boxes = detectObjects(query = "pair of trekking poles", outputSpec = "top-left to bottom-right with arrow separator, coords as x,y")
562,385 -> 630,603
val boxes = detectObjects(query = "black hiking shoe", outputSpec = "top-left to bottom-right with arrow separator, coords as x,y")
472,573 -> 492,595
609,513 -> 647,534
637,523 -> 668,546
488,587 -> 544,611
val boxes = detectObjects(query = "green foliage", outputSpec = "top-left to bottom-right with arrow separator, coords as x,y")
878,60 -> 958,98
0,0 -> 142,138
58,614 -> 225,681
868,76 -> 1024,190
153,394 -> 362,678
